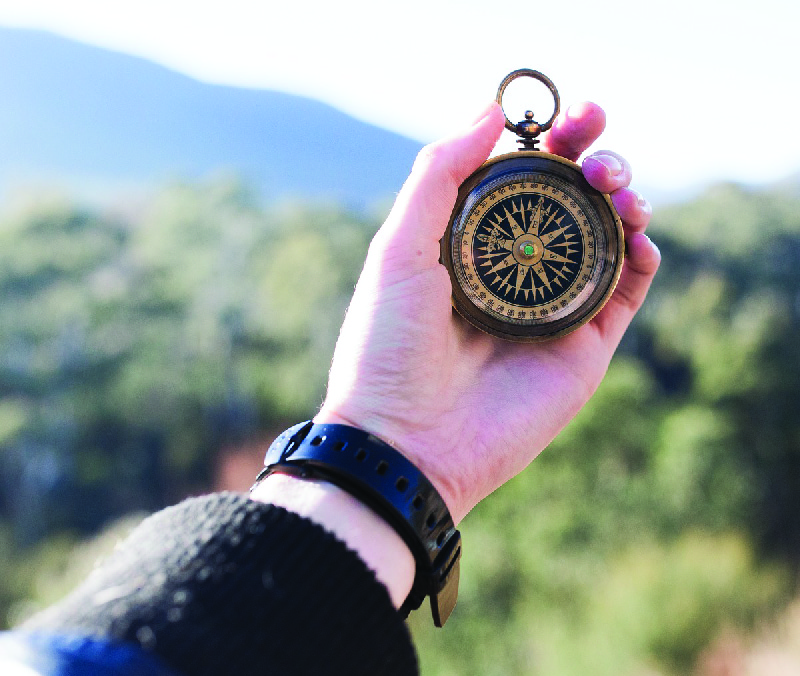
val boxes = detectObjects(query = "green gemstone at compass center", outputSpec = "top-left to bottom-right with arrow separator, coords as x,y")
523,244 -> 535,256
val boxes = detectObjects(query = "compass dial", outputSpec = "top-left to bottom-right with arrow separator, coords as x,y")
442,152 -> 624,342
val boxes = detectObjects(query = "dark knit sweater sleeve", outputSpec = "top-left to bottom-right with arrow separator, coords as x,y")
23,492 -> 419,676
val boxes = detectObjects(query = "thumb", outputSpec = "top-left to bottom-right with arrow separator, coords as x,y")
375,102 -> 505,268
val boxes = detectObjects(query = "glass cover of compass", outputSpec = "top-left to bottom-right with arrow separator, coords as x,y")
441,152 -> 624,342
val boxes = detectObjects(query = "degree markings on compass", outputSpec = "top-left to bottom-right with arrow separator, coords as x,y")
463,180 -> 598,314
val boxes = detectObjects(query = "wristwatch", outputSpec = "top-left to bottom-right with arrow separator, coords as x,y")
252,421 -> 462,627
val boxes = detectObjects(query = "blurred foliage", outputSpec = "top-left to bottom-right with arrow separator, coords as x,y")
0,181 -> 374,536
2,513 -> 145,628
1,176 -> 800,675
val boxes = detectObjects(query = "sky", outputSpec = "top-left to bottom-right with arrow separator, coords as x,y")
0,0 -> 797,202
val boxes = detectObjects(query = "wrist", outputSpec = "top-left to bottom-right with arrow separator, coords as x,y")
314,406 -> 463,523
255,419 -> 463,626
250,473 -> 415,608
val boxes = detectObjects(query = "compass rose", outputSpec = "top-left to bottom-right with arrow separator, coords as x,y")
473,194 -> 583,306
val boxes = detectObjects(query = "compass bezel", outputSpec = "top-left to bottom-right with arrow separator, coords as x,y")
441,151 -> 625,342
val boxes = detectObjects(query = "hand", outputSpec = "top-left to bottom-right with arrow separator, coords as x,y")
316,101 -> 660,524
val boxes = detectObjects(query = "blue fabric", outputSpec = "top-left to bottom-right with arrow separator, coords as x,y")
0,631 -> 182,676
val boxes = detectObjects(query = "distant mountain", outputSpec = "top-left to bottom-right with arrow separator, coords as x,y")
0,28 -> 422,207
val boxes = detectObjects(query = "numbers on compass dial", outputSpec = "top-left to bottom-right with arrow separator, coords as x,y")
455,180 -> 597,323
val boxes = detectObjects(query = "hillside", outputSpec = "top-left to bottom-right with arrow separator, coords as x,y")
0,28 -> 421,206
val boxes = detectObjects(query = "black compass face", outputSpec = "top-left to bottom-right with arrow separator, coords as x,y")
443,153 -> 624,342
473,191 -> 586,309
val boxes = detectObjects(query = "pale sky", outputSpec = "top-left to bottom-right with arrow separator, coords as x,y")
0,0 -> 797,201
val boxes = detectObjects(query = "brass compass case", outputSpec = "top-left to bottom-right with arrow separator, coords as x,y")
441,70 -> 625,342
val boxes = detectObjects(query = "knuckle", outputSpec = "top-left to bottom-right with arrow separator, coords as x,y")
413,140 -> 449,173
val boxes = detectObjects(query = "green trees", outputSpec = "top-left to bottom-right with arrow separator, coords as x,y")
1,177 -> 799,674
0,181 -> 375,541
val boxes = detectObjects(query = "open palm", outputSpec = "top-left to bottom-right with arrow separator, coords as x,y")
318,102 -> 659,523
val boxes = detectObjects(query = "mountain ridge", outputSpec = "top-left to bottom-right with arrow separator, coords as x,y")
0,27 -> 422,208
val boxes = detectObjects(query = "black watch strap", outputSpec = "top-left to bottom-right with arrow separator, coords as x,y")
251,421 -> 461,627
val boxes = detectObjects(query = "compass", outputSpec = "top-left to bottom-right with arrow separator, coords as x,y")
441,69 -> 624,342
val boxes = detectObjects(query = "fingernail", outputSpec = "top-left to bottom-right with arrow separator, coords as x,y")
589,153 -> 624,176
566,102 -> 592,120
472,101 -> 497,125
630,189 -> 650,210
565,105 -> 581,121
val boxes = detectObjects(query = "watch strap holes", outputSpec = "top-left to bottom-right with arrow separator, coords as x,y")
332,441 -> 347,451
412,495 -> 424,510
310,435 -> 325,447
426,513 -> 438,529
376,460 -> 389,475
395,476 -> 409,492
436,532 -> 446,547
355,448 -> 368,462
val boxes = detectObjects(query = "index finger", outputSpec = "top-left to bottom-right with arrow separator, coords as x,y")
540,102 -> 606,161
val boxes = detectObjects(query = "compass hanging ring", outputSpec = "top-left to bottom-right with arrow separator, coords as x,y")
495,69 -> 560,144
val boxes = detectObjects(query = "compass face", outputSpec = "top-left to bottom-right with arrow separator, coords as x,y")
443,152 -> 624,342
